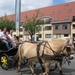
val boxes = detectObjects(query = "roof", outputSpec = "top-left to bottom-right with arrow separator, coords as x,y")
6,1 -> 75,23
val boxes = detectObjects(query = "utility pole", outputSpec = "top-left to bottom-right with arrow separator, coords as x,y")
15,0 -> 21,36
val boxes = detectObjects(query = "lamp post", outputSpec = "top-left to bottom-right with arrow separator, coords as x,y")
15,0 -> 21,36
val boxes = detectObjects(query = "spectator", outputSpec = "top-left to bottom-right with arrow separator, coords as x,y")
0,28 -> 15,50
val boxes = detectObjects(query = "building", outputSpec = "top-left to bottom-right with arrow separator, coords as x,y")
5,1 -> 75,41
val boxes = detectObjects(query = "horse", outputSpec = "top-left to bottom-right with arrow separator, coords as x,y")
49,37 -> 75,74
16,37 -> 75,75
33,37 -> 75,75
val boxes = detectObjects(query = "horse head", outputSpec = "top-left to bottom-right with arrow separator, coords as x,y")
63,37 -> 75,60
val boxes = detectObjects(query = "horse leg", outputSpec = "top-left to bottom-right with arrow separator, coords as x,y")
59,61 -> 63,75
33,62 -> 36,68
40,60 -> 50,75
17,60 -> 22,75
50,61 -> 58,71
13,59 -> 18,69
29,61 -> 36,75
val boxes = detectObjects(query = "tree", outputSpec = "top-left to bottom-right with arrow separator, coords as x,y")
24,10 -> 43,40
0,15 -> 15,31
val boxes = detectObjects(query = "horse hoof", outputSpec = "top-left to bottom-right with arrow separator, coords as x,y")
39,73 -> 48,75
39,73 -> 43,75
59,70 -> 63,75
50,69 -> 55,71
18,72 -> 22,75
32,73 -> 36,75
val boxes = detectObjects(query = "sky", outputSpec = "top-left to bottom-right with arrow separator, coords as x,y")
0,0 -> 75,17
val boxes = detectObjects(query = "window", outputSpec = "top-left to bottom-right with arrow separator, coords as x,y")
45,19 -> 50,24
56,34 -> 61,38
45,26 -> 51,30
64,34 -> 68,37
19,35 -> 23,38
26,35 -> 29,41
51,12 -> 55,15
64,16 -> 69,20
58,11 -> 61,14
73,24 -> 75,29
55,25 -> 60,30
65,4 -> 69,6
19,28 -> 22,31
73,34 -> 75,37
40,20 -> 44,24
45,34 -> 52,38
25,26 -> 28,31
55,18 -> 58,21
20,22 -> 23,26
68,9 -> 71,13
72,16 -> 75,21
37,34 -> 42,38
62,25 -> 67,30
40,13 -> 44,17
25,28 -> 28,31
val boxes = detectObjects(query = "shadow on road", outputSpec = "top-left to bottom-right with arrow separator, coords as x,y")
19,64 -> 75,75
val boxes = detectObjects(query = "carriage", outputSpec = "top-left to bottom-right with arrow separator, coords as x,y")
0,40 -> 28,70
0,38 -> 75,75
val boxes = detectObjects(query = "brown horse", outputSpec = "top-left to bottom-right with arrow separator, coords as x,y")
33,37 -> 75,75
16,38 -> 74,75
49,37 -> 75,74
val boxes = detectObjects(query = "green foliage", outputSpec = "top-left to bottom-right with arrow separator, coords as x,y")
0,15 -> 15,31
24,10 -> 43,38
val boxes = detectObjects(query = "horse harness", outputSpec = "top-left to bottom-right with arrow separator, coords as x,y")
36,41 -> 72,61
36,40 -> 73,72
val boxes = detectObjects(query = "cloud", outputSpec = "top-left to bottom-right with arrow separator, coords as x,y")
64,0 -> 75,2
0,0 -> 15,16
21,0 -> 53,12
0,0 -> 53,17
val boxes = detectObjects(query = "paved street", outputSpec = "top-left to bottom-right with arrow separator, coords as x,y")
0,59 -> 75,75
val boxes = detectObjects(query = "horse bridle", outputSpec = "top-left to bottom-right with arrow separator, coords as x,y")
58,39 -> 75,56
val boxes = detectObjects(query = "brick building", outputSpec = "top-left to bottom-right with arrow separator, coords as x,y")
5,1 -> 75,41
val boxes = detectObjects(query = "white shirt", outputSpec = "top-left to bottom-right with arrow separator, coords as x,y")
8,34 -> 14,41
0,32 -> 7,39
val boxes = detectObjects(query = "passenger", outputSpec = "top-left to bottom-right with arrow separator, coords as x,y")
0,28 -> 15,50
8,30 -> 16,45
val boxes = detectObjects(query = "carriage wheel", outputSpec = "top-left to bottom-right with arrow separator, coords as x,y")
0,54 -> 10,70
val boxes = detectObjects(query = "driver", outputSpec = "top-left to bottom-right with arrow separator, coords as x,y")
0,28 -> 15,50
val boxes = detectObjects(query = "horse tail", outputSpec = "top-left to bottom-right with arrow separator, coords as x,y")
18,44 -> 23,61
14,44 -> 22,60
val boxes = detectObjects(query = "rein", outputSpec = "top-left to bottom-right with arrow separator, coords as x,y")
41,41 -> 67,56
36,40 -> 73,61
